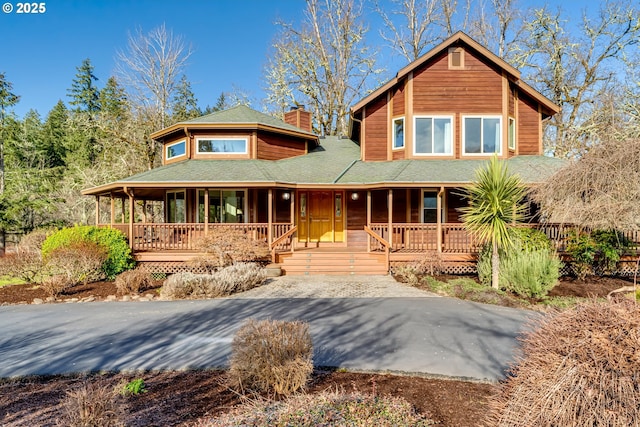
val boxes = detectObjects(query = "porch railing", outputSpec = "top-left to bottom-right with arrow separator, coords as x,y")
369,223 -> 482,253
100,223 -> 295,253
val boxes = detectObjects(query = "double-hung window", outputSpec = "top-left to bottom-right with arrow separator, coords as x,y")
392,117 -> 404,149
414,116 -> 453,155
463,116 -> 502,155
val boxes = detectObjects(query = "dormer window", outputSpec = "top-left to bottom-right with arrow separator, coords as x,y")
448,47 -> 464,69
392,117 -> 405,149
166,140 -> 186,160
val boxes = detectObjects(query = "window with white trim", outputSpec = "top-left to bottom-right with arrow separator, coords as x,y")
196,137 -> 248,154
508,117 -> 516,150
463,116 -> 502,155
166,140 -> 186,160
392,117 -> 404,149
414,116 -> 453,155
422,190 -> 444,223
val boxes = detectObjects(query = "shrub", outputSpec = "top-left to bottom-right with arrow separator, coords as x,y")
57,381 -> 124,427
478,228 -> 561,298
41,274 -> 72,298
485,300 -> 640,427
192,228 -> 269,268
0,229 -> 53,283
42,226 -> 134,279
498,249 -> 561,298
566,229 -> 631,279
160,263 -> 266,300
114,268 -> 152,295
203,391 -> 433,426
228,319 -> 313,396
45,241 -> 108,287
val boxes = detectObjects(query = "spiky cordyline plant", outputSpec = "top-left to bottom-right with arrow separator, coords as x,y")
460,156 -> 527,289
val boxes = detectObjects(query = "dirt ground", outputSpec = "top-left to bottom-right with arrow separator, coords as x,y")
0,275 -> 634,426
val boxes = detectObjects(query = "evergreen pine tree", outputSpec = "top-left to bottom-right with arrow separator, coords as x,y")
171,75 -> 200,121
68,58 -> 100,113
41,100 -> 69,168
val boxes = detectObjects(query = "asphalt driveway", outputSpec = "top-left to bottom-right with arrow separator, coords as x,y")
0,296 -> 533,381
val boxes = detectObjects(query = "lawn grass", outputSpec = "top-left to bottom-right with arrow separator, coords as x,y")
0,276 -> 26,287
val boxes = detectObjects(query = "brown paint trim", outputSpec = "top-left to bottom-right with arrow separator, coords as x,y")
151,122 -> 317,141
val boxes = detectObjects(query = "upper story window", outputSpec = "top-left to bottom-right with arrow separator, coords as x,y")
414,116 -> 453,155
508,117 -> 516,150
166,140 -> 186,160
196,137 -> 248,154
392,117 -> 405,149
463,116 -> 502,155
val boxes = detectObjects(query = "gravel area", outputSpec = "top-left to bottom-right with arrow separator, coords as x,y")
230,274 -> 440,298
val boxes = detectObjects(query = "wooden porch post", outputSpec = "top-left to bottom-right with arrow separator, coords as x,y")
94,196 -> 100,226
388,189 -> 393,250
204,188 -> 209,235
121,198 -> 126,224
127,189 -> 135,250
366,190 -> 372,252
110,193 -> 115,227
267,189 -> 273,246
290,190 -> 295,253
142,201 -> 147,223
437,187 -> 443,252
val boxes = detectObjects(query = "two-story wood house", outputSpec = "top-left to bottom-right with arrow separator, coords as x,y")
83,32 -> 565,275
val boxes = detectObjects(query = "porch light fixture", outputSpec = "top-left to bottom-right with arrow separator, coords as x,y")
282,192 -> 291,201
351,192 -> 359,201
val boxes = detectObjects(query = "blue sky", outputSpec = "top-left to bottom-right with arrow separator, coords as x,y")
1,0 -> 592,118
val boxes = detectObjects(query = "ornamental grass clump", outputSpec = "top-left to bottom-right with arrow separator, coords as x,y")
485,299 -> 640,427
203,390 -> 433,426
228,319 -> 313,397
160,263 -> 266,300
57,381 -> 124,427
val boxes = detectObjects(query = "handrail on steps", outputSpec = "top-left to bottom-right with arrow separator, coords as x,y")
270,225 -> 298,263
364,225 -> 390,271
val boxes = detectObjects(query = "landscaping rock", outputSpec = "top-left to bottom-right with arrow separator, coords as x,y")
121,295 -> 131,302
32,298 -> 44,305
80,296 -> 96,303
46,297 -> 56,303
105,295 -> 117,302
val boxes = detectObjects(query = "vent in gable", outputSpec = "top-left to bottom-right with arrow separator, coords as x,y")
448,47 -> 464,69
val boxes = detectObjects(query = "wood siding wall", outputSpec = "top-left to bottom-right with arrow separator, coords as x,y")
363,95 -> 388,161
518,93 -> 541,155
357,43 -> 548,159
257,132 -> 307,160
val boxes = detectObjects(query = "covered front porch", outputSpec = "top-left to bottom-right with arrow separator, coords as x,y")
89,185 -> 571,266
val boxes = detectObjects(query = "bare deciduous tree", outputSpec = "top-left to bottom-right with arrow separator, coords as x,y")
532,136 -> 640,232
516,1 -> 640,158
264,0 -> 382,136
116,24 -> 192,169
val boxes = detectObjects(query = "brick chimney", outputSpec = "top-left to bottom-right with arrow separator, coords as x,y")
284,105 -> 312,133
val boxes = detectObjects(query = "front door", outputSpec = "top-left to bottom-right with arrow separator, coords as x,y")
309,191 -> 333,242
297,190 -> 344,243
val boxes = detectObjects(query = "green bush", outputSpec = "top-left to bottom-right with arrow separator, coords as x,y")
42,226 -> 134,279
566,229 -> 631,279
478,229 -> 561,298
499,249 -> 561,298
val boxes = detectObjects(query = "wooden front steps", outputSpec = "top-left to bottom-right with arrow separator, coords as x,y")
279,250 -> 388,275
